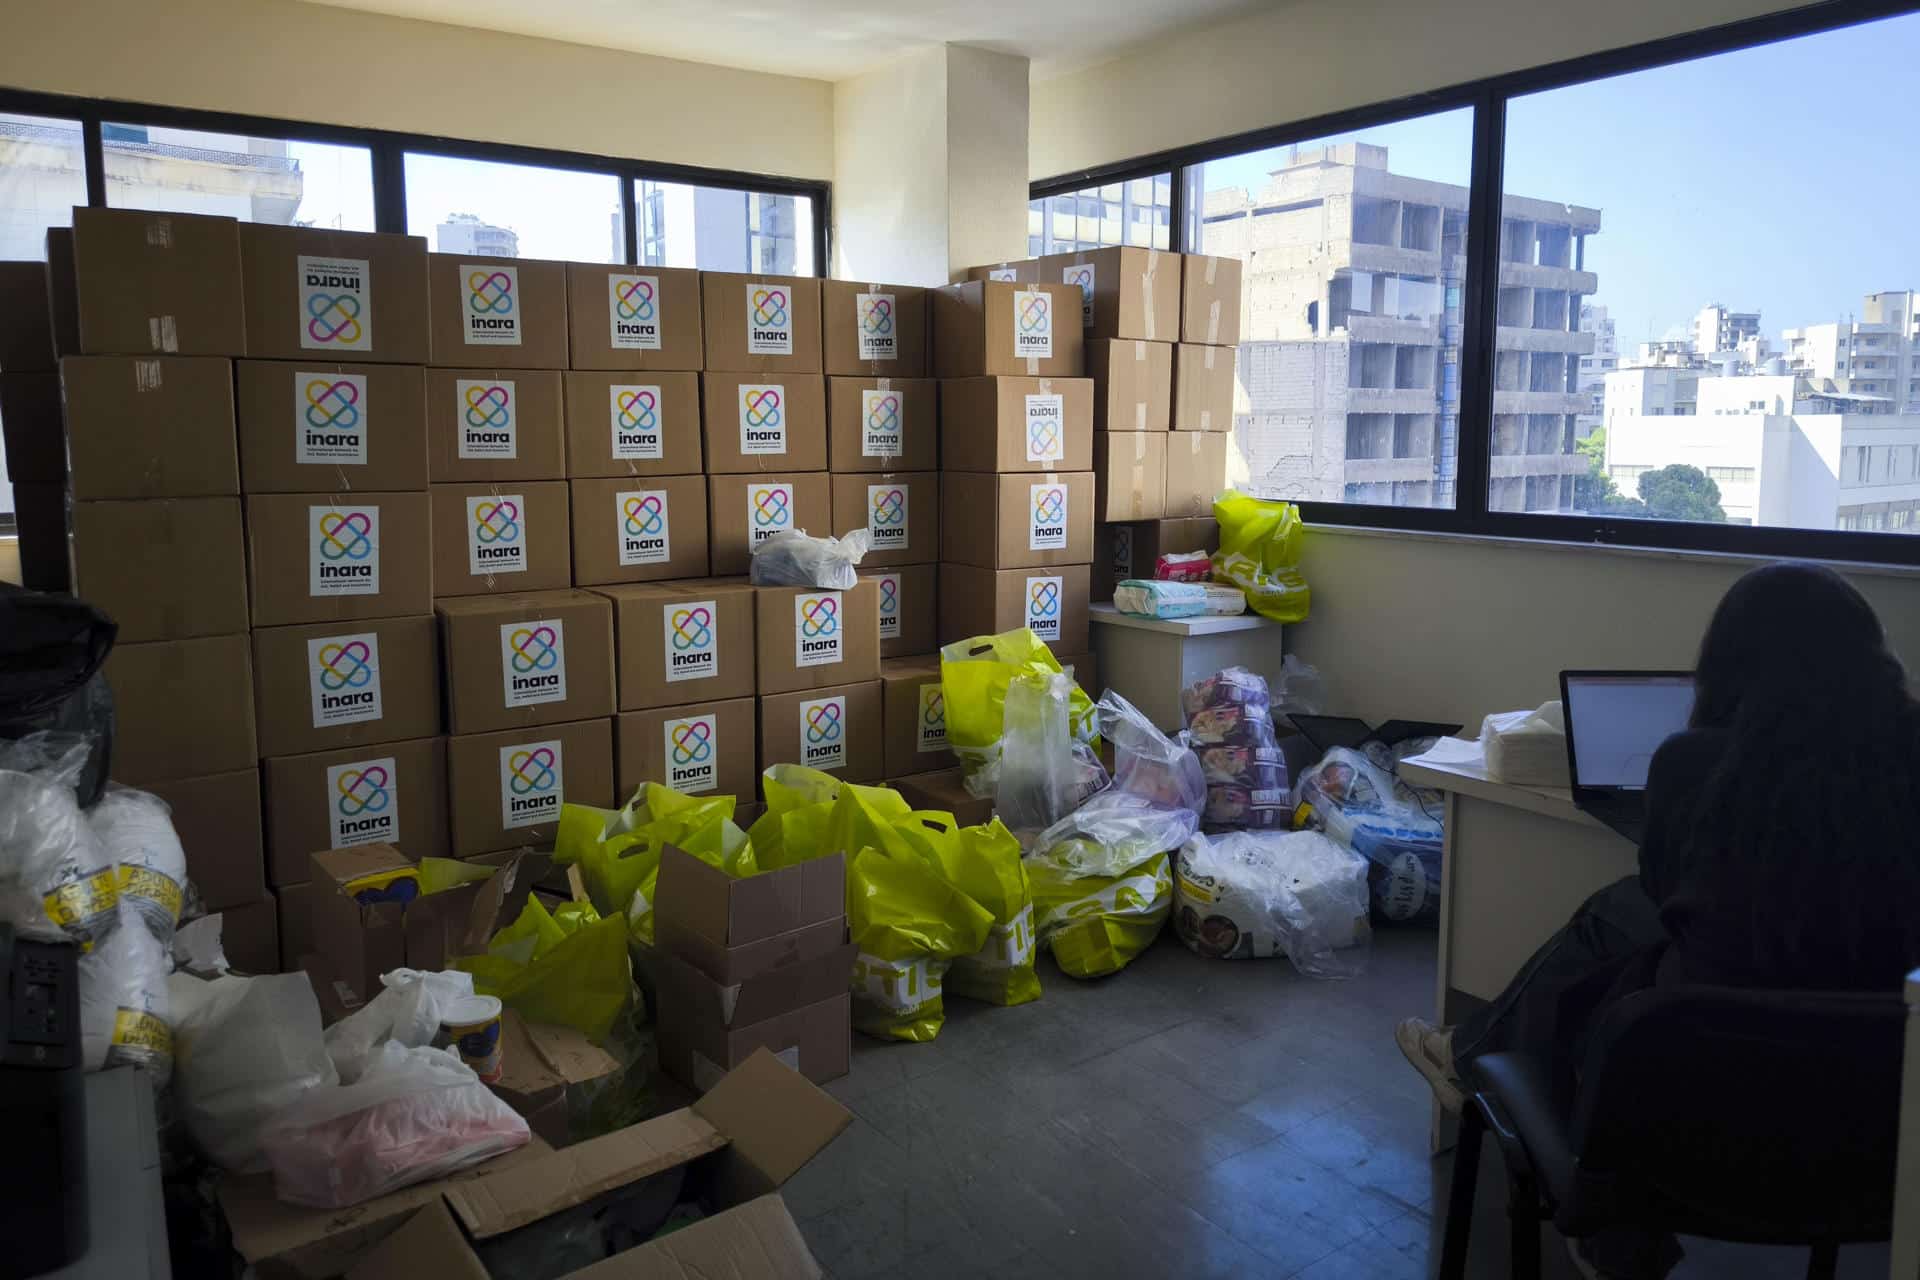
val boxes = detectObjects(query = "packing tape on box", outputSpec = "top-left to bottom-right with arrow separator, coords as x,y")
1038,377 -> 1052,395
1207,300 -> 1221,346
1204,256 -> 1220,286
1205,347 -> 1219,371
133,360 -> 163,393
1200,409 -> 1212,431
148,316 -> 179,353
1026,357 -> 1039,375
877,376 -> 891,391
1135,402 -> 1147,431
145,217 -> 174,249
1141,253 -> 1158,340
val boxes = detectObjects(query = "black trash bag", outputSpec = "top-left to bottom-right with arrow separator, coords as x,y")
0,584 -> 117,805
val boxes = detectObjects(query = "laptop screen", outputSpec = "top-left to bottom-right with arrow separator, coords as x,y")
1564,674 -> 1696,790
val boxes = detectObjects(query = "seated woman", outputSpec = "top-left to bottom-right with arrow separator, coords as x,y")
1396,561 -> 1920,1278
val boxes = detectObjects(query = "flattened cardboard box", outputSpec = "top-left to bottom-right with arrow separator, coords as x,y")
222,893 -> 281,975
758,680 -> 882,782
71,497 -> 249,642
562,370 -> 702,478
701,271 -> 823,373
71,207 -> 244,357
939,563 -> 1091,656
235,359 -> 427,494
145,768 -> 266,911
889,767 -> 994,828
1035,247 -> 1180,342
1093,431 -> 1167,522
706,471 -> 831,577
755,580 -> 881,697
431,481 -> 574,596
0,371 -> 63,486
1164,432 -> 1229,518
1173,342 -> 1237,433
106,635 -> 258,785
592,580 -> 756,710
828,471 -> 937,570
241,224 -> 430,364
570,474 -> 709,586
0,261 -> 55,371
565,261 -> 703,372
939,375 -> 1093,474
1181,253 -> 1244,348
617,697 -> 757,801
425,367 -> 566,484
1095,516 -> 1219,602
1088,339 -> 1173,433
438,588 -> 615,735
700,372 -> 827,474
821,280 -> 928,378
251,614 -> 442,758
880,655 -> 954,778
446,718 -> 614,857
61,355 -> 240,499
263,736 -> 449,888
428,253 -> 569,369
940,470 -> 1095,570
245,490 -> 432,628
870,562 -> 935,659
826,376 -> 937,472
931,280 -> 1083,379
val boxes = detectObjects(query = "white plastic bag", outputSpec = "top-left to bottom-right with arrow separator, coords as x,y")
1174,830 -> 1371,978
997,671 -> 1106,842
0,737 -> 115,947
170,971 -> 338,1172
80,920 -> 171,1077
325,967 -> 477,1084
748,528 -> 870,588
90,788 -> 187,945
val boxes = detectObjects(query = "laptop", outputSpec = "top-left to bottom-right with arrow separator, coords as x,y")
1558,671 -> 1696,844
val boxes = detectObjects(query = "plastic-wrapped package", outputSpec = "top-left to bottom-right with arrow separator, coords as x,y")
747,528 -> 869,588
1293,745 -> 1445,924
1154,549 -> 1213,582
90,788 -> 187,944
81,920 -> 171,1077
0,735 -> 116,947
325,968 -> 478,1084
1113,579 -> 1207,619
1173,831 -> 1371,978
995,671 -> 1107,842
1181,668 -> 1289,831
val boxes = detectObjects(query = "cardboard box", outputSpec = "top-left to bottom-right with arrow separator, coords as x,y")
562,370 -> 702,478
939,375 -> 1093,474
940,470 -> 1095,570
423,367 -> 566,483
489,1011 -> 622,1147
617,697 -> 757,800
880,655 -> 954,777
427,253 -> 568,369
244,490 -> 433,628
438,589 -> 615,735
655,843 -> 845,982
221,893 -> 280,974
1036,246 -> 1180,342
1089,338 -> 1173,432
61,356 -> 240,498
821,280 -> 928,378
1095,516 -> 1220,601
700,271 -> 823,373
145,769 -> 266,911
962,259 -> 1036,284
593,579 -> 756,710
106,635 -> 257,785
1165,432 -> 1229,518
71,208 -> 244,356
1181,253 -> 1244,347
240,224 -> 430,364
0,371 -> 63,486
706,472 -> 831,576
699,371 -> 827,474
939,563 -> 1091,654
277,881 -> 312,971
306,843 -> 496,999
931,280 -> 1084,378
429,480 -> 572,596
0,261 -> 54,371
565,262 -> 703,371
71,498 -> 248,642
263,736 -> 450,886
235,359 -> 427,493
828,470 -> 937,568
11,481 -> 69,593
754,581 -> 882,696
446,718 -> 614,856
758,680 -> 882,781
889,767 -> 994,828
1173,341 -> 1237,432
250,614 -> 441,758
826,375 -> 937,472
569,474 -> 709,586
871,562 -> 935,659
1094,431 -> 1168,522
659,976 -> 851,1093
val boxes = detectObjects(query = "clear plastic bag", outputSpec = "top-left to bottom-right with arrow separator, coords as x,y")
1173,831 -> 1371,978
748,528 -> 870,588
169,971 -> 338,1172
1102,690 -> 1206,812
1294,746 -> 1445,924
1273,654 -> 1328,720
325,967 -> 477,1084
996,672 -> 1107,843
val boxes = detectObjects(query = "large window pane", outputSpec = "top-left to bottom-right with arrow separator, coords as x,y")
105,125 -> 373,230
407,154 -> 624,262
1504,10 -> 1920,534
633,180 -> 814,274
1026,172 -> 1172,258
0,112 -> 84,260
1194,113 -> 1472,509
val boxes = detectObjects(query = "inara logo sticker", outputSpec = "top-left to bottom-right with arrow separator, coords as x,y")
1029,483 -> 1068,550
794,591 -> 842,668
309,505 -> 379,597
747,282 -> 793,355
1025,393 -> 1064,464
617,489 -> 670,566
1013,289 -> 1053,360
499,618 -> 566,707
299,255 -> 372,352
456,379 -> 517,459
1110,525 -> 1135,576
295,371 -> 368,465
738,383 -> 787,455
867,484 -> 908,553
856,292 -> 896,361
875,572 -> 901,641
749,482 -> 794,548
467,494 -> 527,575
662,598 -> 717,684
916,683 -> 948,753
1062,263 -> 1096,328
799,695 -> 846,770
608,273 -> 661,350
1025,576 -> 1064,642
500,739 -> 563,830
327,756 -> 398,848
307,631 -> 384,728
986,267 -> 1018,283
861,387 -> 902,457
663,714 -> 717,793
462,263 -> 521,346
609,384 -> 663,460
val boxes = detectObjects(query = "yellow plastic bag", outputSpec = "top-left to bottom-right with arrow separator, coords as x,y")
939,629 -> 1099,784
456,893 -> 633,1041
1027,851 -> 1173,980
846,846 -> 994,1042
1211,492 -> 1311,623
557,785 -> 751,943
747,769 -> 920,874
907,817 -> 1041,1006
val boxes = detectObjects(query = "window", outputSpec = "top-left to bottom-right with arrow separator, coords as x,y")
632,180 -> 815,274
1026,173 -> 1172,255
406,153 -> 624,262
105,125 -> 373,230
0,112 -> 84,260
1705,466 -> 1755,483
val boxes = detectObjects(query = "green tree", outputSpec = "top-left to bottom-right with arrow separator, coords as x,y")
1635,463 -> 1727,523
1573,428 -> 1638,513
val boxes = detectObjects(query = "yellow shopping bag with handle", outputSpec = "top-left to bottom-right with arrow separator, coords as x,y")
1027,851 -> 1173,980
900,816 -> 1041,1006
846,846 -> 994,1042
556,784 -> 751,943
1211,492 -> 1311,623
939,629 -> 1100,787
455,893 -> 633,1042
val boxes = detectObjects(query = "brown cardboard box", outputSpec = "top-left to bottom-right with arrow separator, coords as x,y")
1088,338 -> 1173,432
278,881 -> 313,971
593,580 -> 756,710
939,376 -> 1093,474
939,563 -> 1090,654
1181,253 -> 1244,347
61,356 -> 240,498
939,471 -> 1095,569
828,471 -> 937,568
880,655 -> 954,777
71,498 -> 248,642
658,980 -> 851,1093
755,581 -> 881,696
424,367 -> 566,483
250,614 -> 441,758
1095,516 -> 1220,601
446,718 -> 614,856
699,372 -> 827,474
821,280 -> 928,378
655,844 -> 846,984
931,280 -> 1084,378
758,681 -> 883,781
430,480 -> 573,596
825,376 -> 937,472
700,272 -> 823,374
42,228 -> 80,362
1035,247 -> 1180,342
562,370 -> 702,477
1173,342 -> 1237,432
1094,431 -> 1168,521
870,563 -> 935,658
222,894 -> 281,974
617,697 -> 757,800
490,1011 -> 621,1146
0,261 -> 54,371
11,481 -> 69,593
889,767 -> 994,827
427,253 -> 569,369
146,769 -> 266,911
240,224 -> 430,364
71,208 -> 244,356
244,490 -> 432,628
0,372 -> 63,486
1165,432 -> 1229,517
307,845 -> 412,997
565,262 -> 703,371
263,736 -> 449,886
570,474 -> 709,585
439,589 -> 614,735
236,359 -> 428,493
706,472 -> 831,576
106,635 -> 258,785
962,260 -> 1037,284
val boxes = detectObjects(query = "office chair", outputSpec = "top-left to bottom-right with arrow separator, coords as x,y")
1437,985 -> 1903,1280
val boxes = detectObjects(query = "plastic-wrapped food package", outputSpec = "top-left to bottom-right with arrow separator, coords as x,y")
1293,745 -> 1445,924
90,788 -> 188,944
748,528 -> 869,588
1154,549 -> 1213,582
1173,831 -> 1371,978
1181,668 -> 1289,831
1113,579 -> 1207,620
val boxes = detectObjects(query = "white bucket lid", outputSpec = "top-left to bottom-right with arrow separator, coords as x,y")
441,993 -> 503,1027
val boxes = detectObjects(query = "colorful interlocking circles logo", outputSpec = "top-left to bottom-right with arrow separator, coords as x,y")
335,764 -> 390,816
616,388 -> 657,430
871,487 -> 906,526
614,276 -> 655,321
1033,487 -> 1066,523
305,378 -> 361,431
474,499 -> 521,544
859,295 -> 893,335
316,638 -> 374,691
751,287 -> 789,328
623,493 -> 665,537
508,624 -> 559,674
468,270 -> 515,315
753,485 -> 791,528
670,718 -> 714,765
1019,291 -> 1051,333
317,510 -> 374,560
1028,579 -> 1062,618
867,393 -> 900,432
800,594 -> 839,637
743,387 -> 783,427
307,291 -> 362,345
670,606 -> 713,651
805,699 -> 843,743
464,384 -> 511,429
921,688 -> 945,730
507,746 -> 558,794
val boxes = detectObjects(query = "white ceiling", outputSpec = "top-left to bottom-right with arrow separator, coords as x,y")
300,0 -> 1271,81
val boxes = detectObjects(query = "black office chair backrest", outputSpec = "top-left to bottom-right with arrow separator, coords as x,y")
1565,985 -> 1904,1245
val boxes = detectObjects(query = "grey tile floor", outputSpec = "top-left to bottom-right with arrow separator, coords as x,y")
783,928 -> 1892,1279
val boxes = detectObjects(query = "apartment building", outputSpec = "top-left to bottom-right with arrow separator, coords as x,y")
1783,290 -> 1920,414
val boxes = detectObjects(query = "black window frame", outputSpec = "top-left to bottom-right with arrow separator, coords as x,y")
1032,0 -> 1920,566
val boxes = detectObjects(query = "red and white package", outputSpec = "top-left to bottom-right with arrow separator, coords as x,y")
1155,550 -> 1213,582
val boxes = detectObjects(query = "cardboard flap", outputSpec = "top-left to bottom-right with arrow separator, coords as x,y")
690,1047 -> 851,1190
657,846 -> 846,949
654,844 -> 735,946
659,943 -> 855,1028
458,849 -> 556,956
312,843 -> 414,889
490,1011 -> 619,1110
656,914 -> 847,986
557,1194 -> 820,1279
345,1201 -> 488,1280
